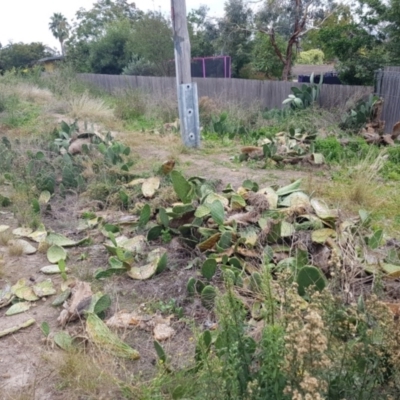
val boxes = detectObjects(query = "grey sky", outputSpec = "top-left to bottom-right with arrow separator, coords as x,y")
0,0 -> 225,52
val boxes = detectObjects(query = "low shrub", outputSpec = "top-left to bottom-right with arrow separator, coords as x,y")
296,49 -> 325,65
315,136 -> 377,163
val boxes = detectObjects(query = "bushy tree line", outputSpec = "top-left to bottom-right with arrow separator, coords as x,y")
1,0 -> 400,84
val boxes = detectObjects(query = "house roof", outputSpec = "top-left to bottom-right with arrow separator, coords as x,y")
37,56 -> 65,63
292,64 -> 336,76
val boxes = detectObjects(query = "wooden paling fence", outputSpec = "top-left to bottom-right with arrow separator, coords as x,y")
375,67 -> 400,133
78,73 -> 372,111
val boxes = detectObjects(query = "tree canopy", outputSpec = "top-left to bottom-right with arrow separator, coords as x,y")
0,42 -> 54,72
2,0 -> 400,84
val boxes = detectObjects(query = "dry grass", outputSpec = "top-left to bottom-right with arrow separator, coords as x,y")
67,91 -> 115,124
114,88 -> 178,123
305,149 -> 400,235
12,83 -> 53,104
3,390 -> 35,400
337,150 -> 387,210
0,254 -> 4,277
8,241 -> 24,257
0,229 -> 13,246
0,82 -> 53,105
49,350 -> 137,399
306,150 -> 387,209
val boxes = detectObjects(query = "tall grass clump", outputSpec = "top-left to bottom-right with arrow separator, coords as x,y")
67,91 -> 114,123
39,65 -> 107,98
114,88 -> 178,125
10,82 -> 53,104
147,268 -> 400,400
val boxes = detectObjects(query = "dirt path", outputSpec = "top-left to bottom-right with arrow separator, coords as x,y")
120,130 -> 313,188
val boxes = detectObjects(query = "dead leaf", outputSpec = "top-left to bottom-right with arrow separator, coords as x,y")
127,263 -> 157,280
311,245 -> 331,272
125,178 -> 145,187
382,263 -> 400,278
0,225 -> 10,233
11,279 -> 39,301
68,138 -> 91,155
197,233 -> 221,251
57,281 -> 93,327
0,318 -> 35,337
153,323 -> 175,341
106,311 -> 152,328
6,302 -> 31,316
382,134 -> 395,146
241,146 -> 262,154
8,239 -> 37,255
227,210 -> 260,225
142,177 -> 160,198
236,247 -> 259,258
161,159 -> 175,174
385,302 -> 400,318
12,227 -> 33,237
363,132 -> 381,145
392,121 -> 400,140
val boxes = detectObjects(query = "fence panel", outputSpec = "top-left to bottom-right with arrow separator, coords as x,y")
375,68 -> 400,133
78,73 -> 372,111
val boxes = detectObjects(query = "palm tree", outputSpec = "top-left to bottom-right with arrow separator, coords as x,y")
49,13 -> 70,56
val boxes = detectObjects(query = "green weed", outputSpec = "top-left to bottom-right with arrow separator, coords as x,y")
315,136 -> 377,163
149,298 -> 184,319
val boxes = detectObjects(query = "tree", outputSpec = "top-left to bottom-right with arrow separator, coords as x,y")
87,19 -> 135,74
66,0 -> 141,73
122,54 -> 157,76
67,7 -> 172,76
130,12 -> 173,76
356,0 -> 400,64
0,42 -> 54,71
188,6 -> 219,57
317,22 -> 387,85
256,0 -> 334,80
49,13 -> 70,55
216,0 -> 253,77
301,4 -> 354,59
252,32 -> 290,79
72,0 -> 141,42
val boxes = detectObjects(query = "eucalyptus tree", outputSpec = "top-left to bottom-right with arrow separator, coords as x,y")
188,6 -> 219,57
255,0 -> 335,80
217,0 -> 254,77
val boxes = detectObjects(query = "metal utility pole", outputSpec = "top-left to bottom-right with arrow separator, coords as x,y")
171,0 -> 200,148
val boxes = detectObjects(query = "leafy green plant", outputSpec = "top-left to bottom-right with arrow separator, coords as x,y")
201,285 -> 217,310
98,140 -> 131,167
283,73 -> 323,110
201,258 -> 217,280
210,112 -> 234,136
40,321 -> 50,337
0,137 -> 14,173
296,265 -> 326,296
340,94 -> 380,131
53,120 -> 79,151
315,136 -> 377,164
151,298 -> 183,319
381,146 -> 400,180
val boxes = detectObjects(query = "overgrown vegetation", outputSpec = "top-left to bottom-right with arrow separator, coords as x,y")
1,69 -> 400,400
